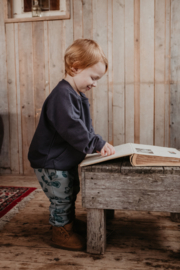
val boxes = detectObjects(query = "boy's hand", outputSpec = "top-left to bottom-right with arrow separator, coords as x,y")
96,142 -> 115,157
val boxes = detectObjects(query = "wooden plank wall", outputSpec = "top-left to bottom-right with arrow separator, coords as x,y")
170,0 -> 180,148
0,0 -> 179,175
0,3 -> 10,175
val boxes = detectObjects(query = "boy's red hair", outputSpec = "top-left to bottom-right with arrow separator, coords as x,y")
64,39 -> 108,76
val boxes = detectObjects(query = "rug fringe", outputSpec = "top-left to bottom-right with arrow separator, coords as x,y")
0,188 -> 42,231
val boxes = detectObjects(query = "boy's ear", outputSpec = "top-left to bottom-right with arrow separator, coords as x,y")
71,66 -> 78,74
71,61 -> 81,75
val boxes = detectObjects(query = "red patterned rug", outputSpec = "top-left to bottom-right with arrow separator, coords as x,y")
0,186 -> 37,219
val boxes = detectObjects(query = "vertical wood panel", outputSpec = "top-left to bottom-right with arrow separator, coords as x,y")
48,20 -> 64,91
44,21 -> 51,98
82,0 -> 94,126
154,0 -> 165,146
170,0 -> 180,148
19,22 -> 35,175
125,0 -> 134,143
140,0 -> 154,145
107,0 -> 113,145
14,23 -> 23,174
92,0 -> 108,142
73,0 -> 83,40
6,23 -> 19,174
32,22 -> 46,127
134,0 -> 140,144
0,1 -> 10,174
62,20 -> 66,79
113,0 -> 125,146
82,0 -> 93,39
65,0 -> 74,48
164,0 -> 171,147
154,84 -> 165,146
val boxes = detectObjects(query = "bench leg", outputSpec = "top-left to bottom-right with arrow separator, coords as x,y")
87,208 -> 106,254
106,209 -> 115,220
170,213 -> 180,222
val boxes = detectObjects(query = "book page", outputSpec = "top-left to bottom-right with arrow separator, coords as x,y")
130,143 -> 180,158
79,143 -> 133,167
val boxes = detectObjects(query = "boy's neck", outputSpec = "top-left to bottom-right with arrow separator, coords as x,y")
64,75 -> 81,96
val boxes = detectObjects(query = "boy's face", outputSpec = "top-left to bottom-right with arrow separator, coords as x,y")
71,61 -> 106,95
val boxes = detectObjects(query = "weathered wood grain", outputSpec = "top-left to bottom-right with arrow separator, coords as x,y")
6,23 -> 19,174
164,0 -> 171,147
18,22 -> 35,175
107,0 -> 113,145
82,0 -> 94,124
82,160 -> 180,222
92,0 -> 108,143
121,166 -> 164,175
134,0 -> 140,144
73,0 -> 83,40
0,0 -> 10,174
81,170 -> 85,200
163,166 -> 180,175
125,0 -> 134,143
32,21 -> 46,128
82,0 -> 92,39
43,21 -> 50,98
87,208 -> 106,254
14,23 -> 23,174
65,0 -> 73,48
82,157 -> 180,174
84,172 -> 180,191
48,20 -> 64,91
154,0 -> 165,147
84,186 -> 180,212
139,0 -> 154,145
170,0 -> 180,149
112,0 -> 125,146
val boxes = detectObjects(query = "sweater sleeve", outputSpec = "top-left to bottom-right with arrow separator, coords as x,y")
89,118 -> 103,154
46,90 -> 106,155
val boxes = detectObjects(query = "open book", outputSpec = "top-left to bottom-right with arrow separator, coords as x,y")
79,143 -> 180,167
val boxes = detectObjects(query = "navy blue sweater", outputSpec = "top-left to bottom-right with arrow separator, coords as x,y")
28,79 -> 106,170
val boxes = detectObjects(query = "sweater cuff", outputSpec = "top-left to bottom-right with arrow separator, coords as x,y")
95,136 -> 106,152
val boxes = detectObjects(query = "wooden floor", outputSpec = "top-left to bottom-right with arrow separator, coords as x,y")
0,175 -> 180,269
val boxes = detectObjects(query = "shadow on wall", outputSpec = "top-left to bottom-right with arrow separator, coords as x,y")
0,115 -> 4,154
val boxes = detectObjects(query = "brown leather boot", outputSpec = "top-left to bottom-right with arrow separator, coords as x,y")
51,221 -> 86,251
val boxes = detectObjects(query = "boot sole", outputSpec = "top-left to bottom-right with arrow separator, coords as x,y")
50,239 -> 86,251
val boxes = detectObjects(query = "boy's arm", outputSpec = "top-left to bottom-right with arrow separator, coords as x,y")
46,91 -> 106,155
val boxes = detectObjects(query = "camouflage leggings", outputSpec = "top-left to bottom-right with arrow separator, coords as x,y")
34,166 -> 80,227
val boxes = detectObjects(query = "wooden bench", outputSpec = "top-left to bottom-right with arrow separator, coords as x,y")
81,157 -> 180,254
